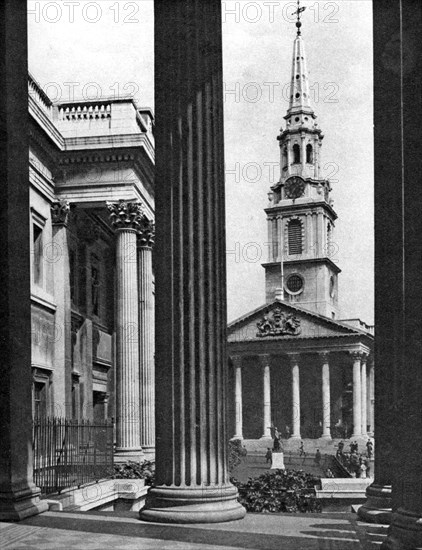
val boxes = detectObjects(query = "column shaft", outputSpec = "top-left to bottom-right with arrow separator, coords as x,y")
290,356 -> 301,439
352,354 -> 362,437
115,228 -> 141,456
138,227 -> 155,458
321,354 -> 331,439
361,357 -> 368,436
232,358 -> 243,440
261,359 -> 271,438
0,0 -> 48,519
368,361 -> 374,435
140,0 -> 245,523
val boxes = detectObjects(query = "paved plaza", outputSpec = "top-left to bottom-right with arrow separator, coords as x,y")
0,510 -> 388,549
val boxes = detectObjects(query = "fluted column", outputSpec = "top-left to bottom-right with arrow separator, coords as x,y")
107,200 -> 143,461
0,1 -> 48,519
289,354 -> 301,439
140,0 -> 245,524
260,355 -> 272,439
351,351 -> 362,438
138,219 -> 155,458
320,352 -> 331,439
361,354 -> 368,437
231,356 -> 243,440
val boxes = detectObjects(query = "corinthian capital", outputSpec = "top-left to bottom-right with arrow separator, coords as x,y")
107,200 -> 144,231
51,200 -> 70,226
138,218 -> 155,249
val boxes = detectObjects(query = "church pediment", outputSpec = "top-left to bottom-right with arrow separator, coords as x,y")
228,301 -> 365,342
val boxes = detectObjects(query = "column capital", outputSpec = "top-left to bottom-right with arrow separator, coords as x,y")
258,354 -> 270,368
318,351 -> 330,364
350,350 -> 364,361
51,200 -> 70,227
107,200 -> 144,232
230,355 -> 243,369
288,353 -> 300,366
138,218 -> 155,249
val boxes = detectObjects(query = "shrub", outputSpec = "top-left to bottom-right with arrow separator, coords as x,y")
112,460 -> 155,486
232,469 -> 322,513
228,439 -> 247,471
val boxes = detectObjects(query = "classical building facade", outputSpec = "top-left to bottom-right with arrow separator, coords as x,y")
28,73 -> 155,460
227,19 -> 374,444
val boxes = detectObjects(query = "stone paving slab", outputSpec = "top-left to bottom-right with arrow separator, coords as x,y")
0,510 -> 387,549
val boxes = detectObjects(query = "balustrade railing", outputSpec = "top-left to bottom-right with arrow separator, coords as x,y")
33,417 -> 114,495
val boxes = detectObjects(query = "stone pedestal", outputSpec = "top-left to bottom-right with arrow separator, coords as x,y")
138,220 -> 155,459
140,0 -> 245,524
290,354 -> 301,439
0,0 -> 48,519
271,452 -> 285,470
108,201 -> 144,462
231,356 -> 243,440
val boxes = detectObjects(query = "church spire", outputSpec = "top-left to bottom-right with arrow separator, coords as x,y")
287,1 -> 313,118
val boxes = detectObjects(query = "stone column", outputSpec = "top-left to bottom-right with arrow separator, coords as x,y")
368,358 -> 374,436
260,355 -> 272,439
290,354 -> 301,439
231,356 -> 243,440
286,137 -> 292,176
107,200 -> 144,461
351,352 -> 362,438
361,354 -> 368,437
0,0 -> 48,520
140,0 -> 245,523
51,200 -> 72,419
138,218 -> 155,458
300,134 -> 306,171
320,352 -> 331,439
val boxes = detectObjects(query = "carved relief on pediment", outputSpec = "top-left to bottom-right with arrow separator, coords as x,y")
256,307 -> 301,337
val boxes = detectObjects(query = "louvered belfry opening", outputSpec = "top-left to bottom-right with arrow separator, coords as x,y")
288,219 -> 303,255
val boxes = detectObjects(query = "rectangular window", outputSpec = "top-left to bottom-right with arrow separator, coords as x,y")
34,381 -> 47,418
33,224 -> 43,286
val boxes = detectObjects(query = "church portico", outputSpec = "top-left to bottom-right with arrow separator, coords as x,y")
228,309 -> 372,445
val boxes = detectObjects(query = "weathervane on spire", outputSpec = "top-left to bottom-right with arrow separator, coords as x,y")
292,0 -> 306,35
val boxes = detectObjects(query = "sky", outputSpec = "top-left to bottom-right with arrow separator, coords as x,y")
28,0 -> 374,324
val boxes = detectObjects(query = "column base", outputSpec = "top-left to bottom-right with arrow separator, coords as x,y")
260,435 -> 272,440
352,433 -> 363,439
357,483 -> 392,524
139,484 -> 246,524
231,435 -> 244,441
0,483 -> 49,521
140,446 -> 156,461
290,434 -> 301,440
114,447 -> 145,463
381,508 -> 422,549
320,433 -> 332,440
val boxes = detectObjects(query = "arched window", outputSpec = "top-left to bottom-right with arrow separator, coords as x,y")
293,143 -> 300,164
282,146 -> 288,171
306,144 -> 313,163
288,219 -> 303,255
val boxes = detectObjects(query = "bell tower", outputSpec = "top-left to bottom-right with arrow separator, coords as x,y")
263,5 -> 340,318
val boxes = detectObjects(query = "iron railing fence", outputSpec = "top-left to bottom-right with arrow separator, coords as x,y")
33,417 -> 114,495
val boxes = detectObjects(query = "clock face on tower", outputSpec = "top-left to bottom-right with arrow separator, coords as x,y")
284,176 -> 305,199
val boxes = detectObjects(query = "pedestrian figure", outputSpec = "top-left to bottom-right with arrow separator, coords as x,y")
265,448 -> 272,465
366,439 -> 373,459
315,449 -> 321,465
364,455 -> 371,478
336,440 -> 344,458
285,425 -> 291,438
299,440 -> 305,457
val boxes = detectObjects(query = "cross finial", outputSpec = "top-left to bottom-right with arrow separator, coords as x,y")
292,0 -> 306,35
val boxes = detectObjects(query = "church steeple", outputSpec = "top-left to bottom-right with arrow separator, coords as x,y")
262,8 -> 341,319
287,2 -> 313,120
